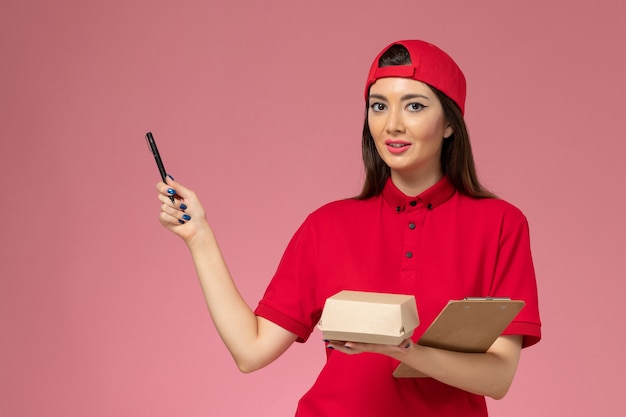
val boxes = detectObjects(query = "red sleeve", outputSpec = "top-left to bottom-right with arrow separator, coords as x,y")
254,215 -> 323,343
490,206 -> 542,348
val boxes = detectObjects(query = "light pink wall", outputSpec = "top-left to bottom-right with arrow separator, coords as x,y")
1,1 -> 624,416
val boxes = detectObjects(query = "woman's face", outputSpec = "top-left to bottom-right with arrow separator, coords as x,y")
368,77 -> 452,185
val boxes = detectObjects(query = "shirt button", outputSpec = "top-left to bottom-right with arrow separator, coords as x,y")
427,203 -> 433,210
409,201 -> 417,207
408,223 -> 416,230
406,251 -> 413,258
396,206 -> 401,212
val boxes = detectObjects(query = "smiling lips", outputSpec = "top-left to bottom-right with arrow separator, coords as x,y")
385,140 -> 411,154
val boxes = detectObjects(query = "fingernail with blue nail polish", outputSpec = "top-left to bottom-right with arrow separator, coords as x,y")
327,345 -> 334,350
180,203 -> 187,210
167,174 -> 175,180
167,188 -> 176,195
182,214 -> 191,221
178,220 -> 185,224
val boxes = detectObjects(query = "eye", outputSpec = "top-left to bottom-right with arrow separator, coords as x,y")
407,102 -> 426,112
370,102 -> 386,112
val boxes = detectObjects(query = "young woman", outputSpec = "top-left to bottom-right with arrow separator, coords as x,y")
156,40 -> 541,416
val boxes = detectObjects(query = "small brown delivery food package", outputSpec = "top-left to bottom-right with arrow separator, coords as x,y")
318,290 -> 419,345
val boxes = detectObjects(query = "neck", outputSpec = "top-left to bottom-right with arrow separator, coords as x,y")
390,169 -> 443,197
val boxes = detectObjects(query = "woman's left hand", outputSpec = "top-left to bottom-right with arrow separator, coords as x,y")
326,338 -> 413,356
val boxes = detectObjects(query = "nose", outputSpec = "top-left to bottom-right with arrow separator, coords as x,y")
384,107 -> 405,134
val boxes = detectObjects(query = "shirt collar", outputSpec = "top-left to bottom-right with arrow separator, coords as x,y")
382,176 -> 456,213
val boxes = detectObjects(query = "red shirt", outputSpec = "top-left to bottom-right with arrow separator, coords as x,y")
255,177 -> 541,416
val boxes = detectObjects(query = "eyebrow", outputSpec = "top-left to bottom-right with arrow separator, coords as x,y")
368,93 -> 431,102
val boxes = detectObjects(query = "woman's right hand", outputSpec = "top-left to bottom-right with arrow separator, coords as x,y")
156,176 -> 298,372
156,176 -> 213,248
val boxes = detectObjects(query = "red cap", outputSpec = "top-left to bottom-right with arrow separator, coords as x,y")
365,40 -> 466,114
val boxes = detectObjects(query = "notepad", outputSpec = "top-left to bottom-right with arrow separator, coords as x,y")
393,298 -> 525,378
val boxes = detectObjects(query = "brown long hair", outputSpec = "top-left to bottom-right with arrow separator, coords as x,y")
357,45 -> 495,199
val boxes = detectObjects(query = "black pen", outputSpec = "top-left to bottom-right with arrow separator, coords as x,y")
145,132 -> 175,202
